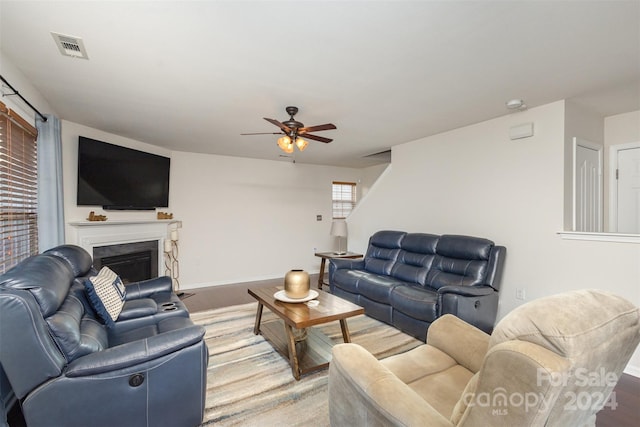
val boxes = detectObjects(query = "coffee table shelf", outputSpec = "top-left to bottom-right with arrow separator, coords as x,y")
260,321 -> 334,376
248,286 -> 364,380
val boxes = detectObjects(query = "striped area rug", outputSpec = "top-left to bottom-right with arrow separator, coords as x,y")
191,302 -> 422,426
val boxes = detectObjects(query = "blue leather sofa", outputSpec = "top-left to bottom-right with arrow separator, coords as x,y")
329,231 -> 506,340
0,245 -> 208,427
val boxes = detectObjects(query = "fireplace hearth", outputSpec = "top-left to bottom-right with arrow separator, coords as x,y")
93,240 -> 159,284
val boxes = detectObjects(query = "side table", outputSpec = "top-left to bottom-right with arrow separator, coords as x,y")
314,251 -> 363,290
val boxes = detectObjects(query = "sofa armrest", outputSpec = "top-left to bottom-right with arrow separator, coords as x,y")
124,276 -> 173,300
65,324 -> 205,377
437,286 -> 499,334
329,343 -> 453,427
427,314 -> 489,373
329,258 -> 366,287
436,284 -> 495,297
329,258 -> 365,270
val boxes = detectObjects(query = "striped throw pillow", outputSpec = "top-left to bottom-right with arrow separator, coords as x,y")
84,266 -> 127,327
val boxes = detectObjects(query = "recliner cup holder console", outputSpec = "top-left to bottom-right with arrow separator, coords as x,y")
161,302 -> 178,311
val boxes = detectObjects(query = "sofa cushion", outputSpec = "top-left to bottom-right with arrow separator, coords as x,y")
435,235 -> 493,261
357,275 -> 404,304
44,245 -> 94,277
332,269 -> 369,294
364,231 -> 405,275
46,286 -> 107,363
426,235 -> 493,290
426,257 -> 488,290
84,267 -> 126,327
390,285 -> 438,322
0,255 -> 73,317
390,233 -> 438,286
400,233 -> 439,255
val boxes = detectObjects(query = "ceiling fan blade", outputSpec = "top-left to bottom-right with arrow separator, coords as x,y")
299,123 -> 337,133
240,132 -> 283,135
301,133 -> 332,143
264,117 -> 292,133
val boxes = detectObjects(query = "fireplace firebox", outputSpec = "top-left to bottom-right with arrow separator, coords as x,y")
93,240 -> 159,284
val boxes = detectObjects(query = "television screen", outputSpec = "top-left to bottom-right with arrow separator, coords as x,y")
77,136 -> 170,210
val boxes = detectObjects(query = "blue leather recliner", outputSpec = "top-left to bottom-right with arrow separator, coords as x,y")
0,245 -> 208,427
329,231 -> 506,340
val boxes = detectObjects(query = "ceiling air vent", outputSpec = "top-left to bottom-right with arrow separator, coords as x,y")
51,32 -> 89,59
363,149 -> 391,162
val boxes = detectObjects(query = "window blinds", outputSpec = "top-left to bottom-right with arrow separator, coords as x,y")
332,181 -> 356,219
0,101 -> 38,273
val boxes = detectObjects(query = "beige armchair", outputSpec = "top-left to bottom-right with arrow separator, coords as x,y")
329,290 -> 640,427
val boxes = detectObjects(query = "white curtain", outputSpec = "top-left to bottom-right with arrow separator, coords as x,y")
36,114 -> 65,251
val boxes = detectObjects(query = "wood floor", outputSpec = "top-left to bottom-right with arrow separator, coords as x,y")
183,276 -> 640,427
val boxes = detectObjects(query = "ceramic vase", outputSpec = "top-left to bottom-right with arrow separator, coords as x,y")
284,269 -> 310,299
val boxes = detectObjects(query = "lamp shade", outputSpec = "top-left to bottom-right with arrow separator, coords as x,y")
330,220 -> 348,237
295,137 -> 308,151
277,136 -> 294,153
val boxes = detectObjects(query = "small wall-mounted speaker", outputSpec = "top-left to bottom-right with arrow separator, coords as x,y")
509,122 -> 534,140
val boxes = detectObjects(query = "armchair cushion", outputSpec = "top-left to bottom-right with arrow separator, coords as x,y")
329,343 -> 453,427
84,266 -> 126,326
329,290 -> 640,427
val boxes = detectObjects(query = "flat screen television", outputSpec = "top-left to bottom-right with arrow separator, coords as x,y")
77,136 -> 170,210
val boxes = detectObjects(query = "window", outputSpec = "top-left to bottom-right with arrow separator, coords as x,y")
0,101 -> 38,273
332,181 -> 356,219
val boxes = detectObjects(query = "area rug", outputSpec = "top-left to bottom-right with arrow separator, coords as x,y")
191,302 -> 422,426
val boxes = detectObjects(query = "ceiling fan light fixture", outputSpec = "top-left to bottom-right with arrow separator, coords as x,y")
295,137 -> 308,151
277,135 -> 293,153
245,106 -> 336,153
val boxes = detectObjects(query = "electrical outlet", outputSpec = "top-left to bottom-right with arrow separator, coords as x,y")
515,288 -> 526,300
316,215 -> 322,221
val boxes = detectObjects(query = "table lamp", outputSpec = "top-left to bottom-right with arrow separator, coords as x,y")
330,220 -> 348,255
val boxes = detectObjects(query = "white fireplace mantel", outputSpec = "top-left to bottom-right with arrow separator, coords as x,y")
68,220 -> 179,275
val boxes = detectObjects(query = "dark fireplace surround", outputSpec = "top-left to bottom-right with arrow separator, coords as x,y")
93,240 -> 159,284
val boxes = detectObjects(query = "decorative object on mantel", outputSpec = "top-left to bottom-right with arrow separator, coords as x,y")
164,226 -> 181,295
87,211 -> 107,221
157,211 -> 173,219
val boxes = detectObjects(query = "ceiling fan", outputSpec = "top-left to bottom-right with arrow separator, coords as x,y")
241,106 -> 336,153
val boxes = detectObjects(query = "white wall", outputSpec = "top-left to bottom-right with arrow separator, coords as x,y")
360,163 -> 389,199
169,151 -> 364,287
605,110 -> 640,145
346,100 -> 640,374
0,51 -> 56,120
60,120 -> 365,287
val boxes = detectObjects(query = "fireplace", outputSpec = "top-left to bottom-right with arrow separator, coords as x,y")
69,219 -> 172,283
93,240 -> 159,284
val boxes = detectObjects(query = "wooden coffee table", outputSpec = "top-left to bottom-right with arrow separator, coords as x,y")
248,286 -> 364,380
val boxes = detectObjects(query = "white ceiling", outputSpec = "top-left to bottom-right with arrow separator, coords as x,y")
1,1 -> 638,168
